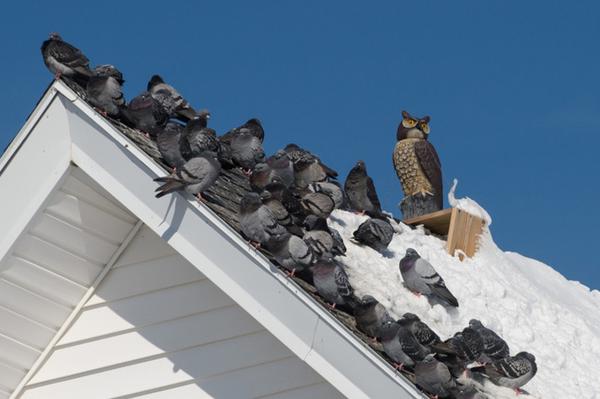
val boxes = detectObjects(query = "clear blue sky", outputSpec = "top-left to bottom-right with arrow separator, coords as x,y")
1,2 -> 599,289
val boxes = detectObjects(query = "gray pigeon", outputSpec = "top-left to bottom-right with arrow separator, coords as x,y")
260,190 -> 302,236
266,232 -> 315,275
353,217 -> 394,252
399,248 -> 459,307
263,180 -> 304,222
446,327 -> 484,364
303,215 -> 346,257
402,313 -> 441,347
469,320 -> 510,363
239,192 -> 288,246
250,163 -> 273,192
310,260 -> 354,307
220,118 -> 265,144
180,110 -> 219,160
353,295 -> 393,338
41,33 -> 92,86
266,150 -> 295,188
156,122 -> 186,169
229,131 -> 266,171
344,160 -> 383,216
147,75 -> 196,122
301,192 -> 335,219
284,143 -> 337,180
122,91 -> 169,137
379,320 -> 430,369
471,352 -> 537,391
86,65 -> 125,118
415,354 -> 457,398
154,152 -> 221,199
291,153 -> 328,189
309,181 -> 345,209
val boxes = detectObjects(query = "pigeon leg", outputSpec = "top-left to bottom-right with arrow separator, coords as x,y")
412,291 -> 422,298
249,241 -> 261,250
242,168 -> 253,176
54,72 -> 62,80
93,107 -> 108,117
327,302 -> 337,310
393,362 -> 405,371
196,193 -> 206,203
515,388 -> 524,396
285,268 -> 297,278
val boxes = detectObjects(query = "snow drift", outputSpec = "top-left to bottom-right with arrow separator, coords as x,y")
328,204 -> 600,398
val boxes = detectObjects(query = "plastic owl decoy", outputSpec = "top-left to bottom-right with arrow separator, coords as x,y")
392,110 -> 442,218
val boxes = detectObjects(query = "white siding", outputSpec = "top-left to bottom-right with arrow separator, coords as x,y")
21,226 -> 344,399
0,170 -> 138,398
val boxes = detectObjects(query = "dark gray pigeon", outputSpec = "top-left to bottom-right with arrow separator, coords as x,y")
221,118 -> 264,144
399,248 -> 459,307
239,192 -> 288,246
471,352 -> 537,391
180,110 -> 219,160
41,33 -> 92,86
415,354 -> 457,398
303,215 -> 346,257
263,180 -> 304,222
353,217 -> 394,252
147,75 -> 196,122
229,131 -> 266,171
260,190 -> 302,236
309,181 -> 345,209
266,232 -> 315,275
250,163 -> 273,192
353,295 -> 393,338
266,150 -> 295,188
344,160 -> 383,216
379,319 -> 431,369
311,260 -> 354,307
402,313 -> 441,347
469,319 -> 510,363
156,122 -> 186,170
154,152 -> 221,199
122,91 -> 169,137
86,65 -> 125,118
301,192 -> 335,219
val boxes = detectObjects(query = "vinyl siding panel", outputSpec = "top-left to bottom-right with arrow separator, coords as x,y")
22,226 -> 343,399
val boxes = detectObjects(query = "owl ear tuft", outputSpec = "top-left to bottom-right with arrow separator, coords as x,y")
421,116 -> 430,123
401,110 -> 410,119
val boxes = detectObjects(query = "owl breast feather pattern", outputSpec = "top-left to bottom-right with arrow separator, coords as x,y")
393,138 -> 434,196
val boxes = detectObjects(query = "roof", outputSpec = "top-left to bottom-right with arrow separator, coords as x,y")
0,79 -> 425,399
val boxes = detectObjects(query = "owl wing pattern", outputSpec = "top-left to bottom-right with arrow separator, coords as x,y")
414,140 -> 443,208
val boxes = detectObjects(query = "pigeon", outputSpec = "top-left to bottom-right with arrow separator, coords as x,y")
399,248 -> 459,307
266,232 -> 315,275
156,122 -> 186,169
344,160 -> 383,216
266,150 -> 295,188
220,118 -> 264,144
263,180 -> 304,222
445,327 -> 485,364
239,192 -> 288,246
250,163 -> 273,192
353,218 -> 394,252
455,387 -> 489,399
469,320 -> 510,363
310,259 -> 354,307
147,75 -> 196,122
284,143 -> 338,180
86,65 -> 125,118
290,152 -> 329,189
154,152 -> 221,199
300,191 -> 335,219
121,91 -> 169,137
353,295 -> 393,338
415,354 -> 457,398
41,33 -> 92,86
379,320 -> 430,369
402,313 -> 441,347
260,189 -> 302,236
229,131 -> 266,171
470,352 -> 537,391
303,215 -> 346,257
180,110 -> 219,159
309,180 -> 345,209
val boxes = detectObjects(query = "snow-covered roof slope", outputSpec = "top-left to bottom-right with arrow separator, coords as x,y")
329,210 -> 600,398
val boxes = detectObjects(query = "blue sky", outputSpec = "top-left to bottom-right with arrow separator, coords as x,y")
1,2 -> 599,289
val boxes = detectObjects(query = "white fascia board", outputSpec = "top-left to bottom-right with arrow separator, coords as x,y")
0,86 -> 72,268
53,81 -> 425,399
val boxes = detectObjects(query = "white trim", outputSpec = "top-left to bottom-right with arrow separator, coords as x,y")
10,220 -> 143,399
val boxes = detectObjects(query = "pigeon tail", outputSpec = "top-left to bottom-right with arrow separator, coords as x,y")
154,178 -> 185,198
429,283 -> 459,307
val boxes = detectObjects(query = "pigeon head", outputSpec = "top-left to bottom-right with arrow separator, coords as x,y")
94,65 -> 124,83
284,143 -> 301,153
358,295 -> 379,307
469,319 -> 484,329
378,320 -> 401,341
422,353 -> 437,363
197,109 -> 211,120
405,248 -> 420,258
48,32 -> 63,41
402,312 -> 421,322
246,118 -> 262,127
252,162 -> 270,175
516,352 -> 536,363
259,190 -> 272,202
147,74 -> 165,90
240,192 -> 263,214
349,160 -> 367,177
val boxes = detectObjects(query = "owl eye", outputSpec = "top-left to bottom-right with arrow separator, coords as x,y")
420,122 -> 430,134
402,118 -> 417,128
